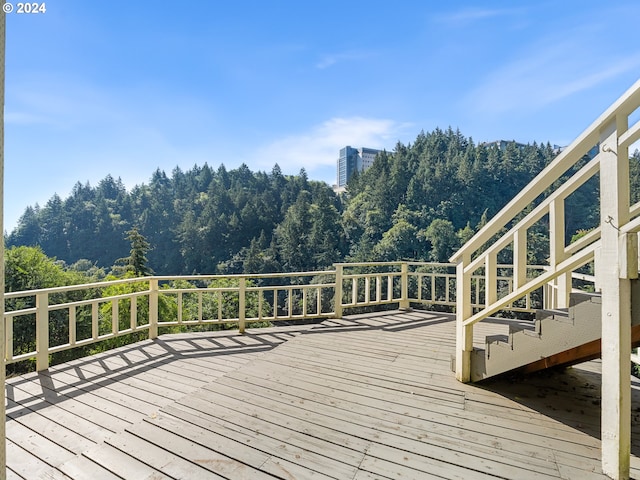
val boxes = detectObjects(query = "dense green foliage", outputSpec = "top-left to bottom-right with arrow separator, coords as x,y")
9,163 -> 344,274
9,128 -> 638,274
5,245 -> 90,292
7,127 -> 640,373
4,246 -> 102,372
4,246 -> 269,374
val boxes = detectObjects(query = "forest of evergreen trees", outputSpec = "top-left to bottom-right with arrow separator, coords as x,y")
8,127 -> 638,280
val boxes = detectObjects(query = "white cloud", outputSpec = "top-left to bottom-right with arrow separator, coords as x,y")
466,37 -> 640,117
253,117 -> 412,181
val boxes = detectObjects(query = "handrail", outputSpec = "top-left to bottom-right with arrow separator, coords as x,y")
451,78 -> 640,263
4,275 -> 150,299
4,261 -> 544,372
462,155 -> 601,275
462,241 -> 598,326
451,78 -> 640,393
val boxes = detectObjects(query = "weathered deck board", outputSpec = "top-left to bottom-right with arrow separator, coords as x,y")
105,430 -> 227,479
144,413 -> 344,479
5,312 -> 640,479
165,395 -> 369,473
228,346 -> 599,452
8,372 -> 132,435
205,352 -> 589,473
6,398 -> 96,455
167,387 -> 561,478
79,442 -> 171,479
199,365 -> 562,469
5,324 -> 313,479
6,438 -> 72,480
56,455 -> 122,480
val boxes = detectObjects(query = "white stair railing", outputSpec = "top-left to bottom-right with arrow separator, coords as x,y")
450,78 -> 640,480
450,78 -> 640,383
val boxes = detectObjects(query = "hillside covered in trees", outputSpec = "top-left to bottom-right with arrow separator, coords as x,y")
9,127 -> 633,276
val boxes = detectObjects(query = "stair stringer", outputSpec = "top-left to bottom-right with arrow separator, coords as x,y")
470,292 -> 603,382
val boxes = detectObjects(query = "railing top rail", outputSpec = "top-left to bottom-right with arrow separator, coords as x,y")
154,270 -> 336,282
5,265 -> 415,299
334,261 -> 405,268
406,262 -> 546,270
463,154 -> 602,274
406,262 -> 455,268
462,240 -> 598,327
4,276 -> 152,299
450,78 -> 640,263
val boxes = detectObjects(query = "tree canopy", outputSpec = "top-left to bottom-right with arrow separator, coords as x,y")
8,128 -> 632,275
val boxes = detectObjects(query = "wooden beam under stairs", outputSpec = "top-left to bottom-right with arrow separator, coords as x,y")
512,323 -> 640,376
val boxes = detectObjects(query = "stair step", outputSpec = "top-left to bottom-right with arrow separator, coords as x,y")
570,291 -> 601,307
510,322 -> 538,337
536,308 -> 569,321
486,334 -> 510,359
486,334 -> 509,344
471,290 -> 605,382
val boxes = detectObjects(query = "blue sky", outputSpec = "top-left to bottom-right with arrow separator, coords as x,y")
4,0 -> 640,232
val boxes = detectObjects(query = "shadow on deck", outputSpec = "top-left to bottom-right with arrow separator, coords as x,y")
5,310 -> 640,479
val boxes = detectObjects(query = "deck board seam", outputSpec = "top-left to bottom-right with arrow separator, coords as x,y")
179,368 -> 566,475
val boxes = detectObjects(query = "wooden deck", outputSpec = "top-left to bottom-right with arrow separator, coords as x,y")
5,310 -> 640,479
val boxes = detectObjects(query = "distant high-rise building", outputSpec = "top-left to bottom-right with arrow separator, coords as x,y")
336,146 -> 382,190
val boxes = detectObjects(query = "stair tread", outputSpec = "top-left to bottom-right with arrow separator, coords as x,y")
472,290 -> 604,382
486,334 -> 509,344
535,308 -> 569,319
511,322 -> 535,332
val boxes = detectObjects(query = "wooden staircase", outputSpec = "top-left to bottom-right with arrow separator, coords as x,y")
470,285 -> 640,382
449,79 -> 640,477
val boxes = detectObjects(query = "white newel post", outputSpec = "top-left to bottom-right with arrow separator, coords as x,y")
35,292 -> 49,371
599,121 -> 631,480
238,277 -> 246,334
334,264 -> 343,319
455,253 -> 472,382
399,262 -> 410,310
148,279 -> 159,340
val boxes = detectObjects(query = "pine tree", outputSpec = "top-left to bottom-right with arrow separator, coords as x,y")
125,227 -> 152,276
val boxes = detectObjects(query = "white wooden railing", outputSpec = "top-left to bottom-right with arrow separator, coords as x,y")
449,79 -> 640,479
450,78 -> 640,382
4,261 -> 545,372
